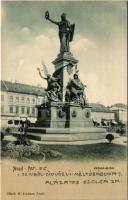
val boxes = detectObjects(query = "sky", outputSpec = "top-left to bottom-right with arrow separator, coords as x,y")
1,1 -> 127,106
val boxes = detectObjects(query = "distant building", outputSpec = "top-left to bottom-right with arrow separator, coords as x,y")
90,103 -> 115,122
1,80 -> 46,126
110,103 -> 127,123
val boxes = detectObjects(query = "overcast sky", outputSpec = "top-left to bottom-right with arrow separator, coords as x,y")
1,1 -> 127,106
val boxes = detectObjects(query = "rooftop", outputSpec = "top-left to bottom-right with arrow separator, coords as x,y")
111,103 -> 127,109
89,103 -> 114,113
1,80 -> 46,96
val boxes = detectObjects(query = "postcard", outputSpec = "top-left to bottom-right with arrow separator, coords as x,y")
1,1 -> 127,200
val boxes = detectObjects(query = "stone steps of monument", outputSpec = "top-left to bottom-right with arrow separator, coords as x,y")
13,130 -> 110,142
27,127 -> 106,134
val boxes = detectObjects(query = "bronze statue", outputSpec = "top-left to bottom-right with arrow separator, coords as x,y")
37,63 -> 62,102
45,11 -> 75,54
65,73 -> 87,106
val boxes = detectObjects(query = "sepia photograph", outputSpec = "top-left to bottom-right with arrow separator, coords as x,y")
1,1 -> 127,200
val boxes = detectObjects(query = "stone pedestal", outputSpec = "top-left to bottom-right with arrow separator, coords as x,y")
36,102 -> 67,128
36,102 -> 93,128
52,53 -> 78,101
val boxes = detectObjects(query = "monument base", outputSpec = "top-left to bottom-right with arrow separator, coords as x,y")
36,102 -> 93,128
20,102 -> 107,142
14,127 -> 107,142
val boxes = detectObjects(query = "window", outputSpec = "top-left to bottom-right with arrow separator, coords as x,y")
21,107 -> 25,114
38,110 -> 41,118
27,107 -> 30,115
32,107 -> 35,116
9,106 -> 13,113
38,98 -> 44,104
32,98 -> 35,104
9,96 -> 13,103
1,95 -> 4,101
16,106 -> 19,114
21,97 -> 25,103
1,105 -> 4,113
16,96 -> 19,103
38,98 -> 40,104
26,98 -> 30,104
86,112 -> 90,118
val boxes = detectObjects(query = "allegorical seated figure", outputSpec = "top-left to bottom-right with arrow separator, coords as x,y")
37,67 -> 62,102
65,73 -> 87,106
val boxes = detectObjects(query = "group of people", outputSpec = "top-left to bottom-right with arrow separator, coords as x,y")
92,119 -> 126,134
93,119 -> 116,128
37,67 -> 87,107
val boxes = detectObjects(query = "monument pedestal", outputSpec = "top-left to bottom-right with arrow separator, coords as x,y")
24,101 -> 107,142
36,102 -> 93,128
52,53 -> 78,101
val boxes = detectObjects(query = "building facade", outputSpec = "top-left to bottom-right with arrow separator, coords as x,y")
90,103 -> 115,122
110,104 -> 127,123
1,81 -> 45,127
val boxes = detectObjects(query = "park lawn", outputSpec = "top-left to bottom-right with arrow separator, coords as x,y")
1,139 -> 126,161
